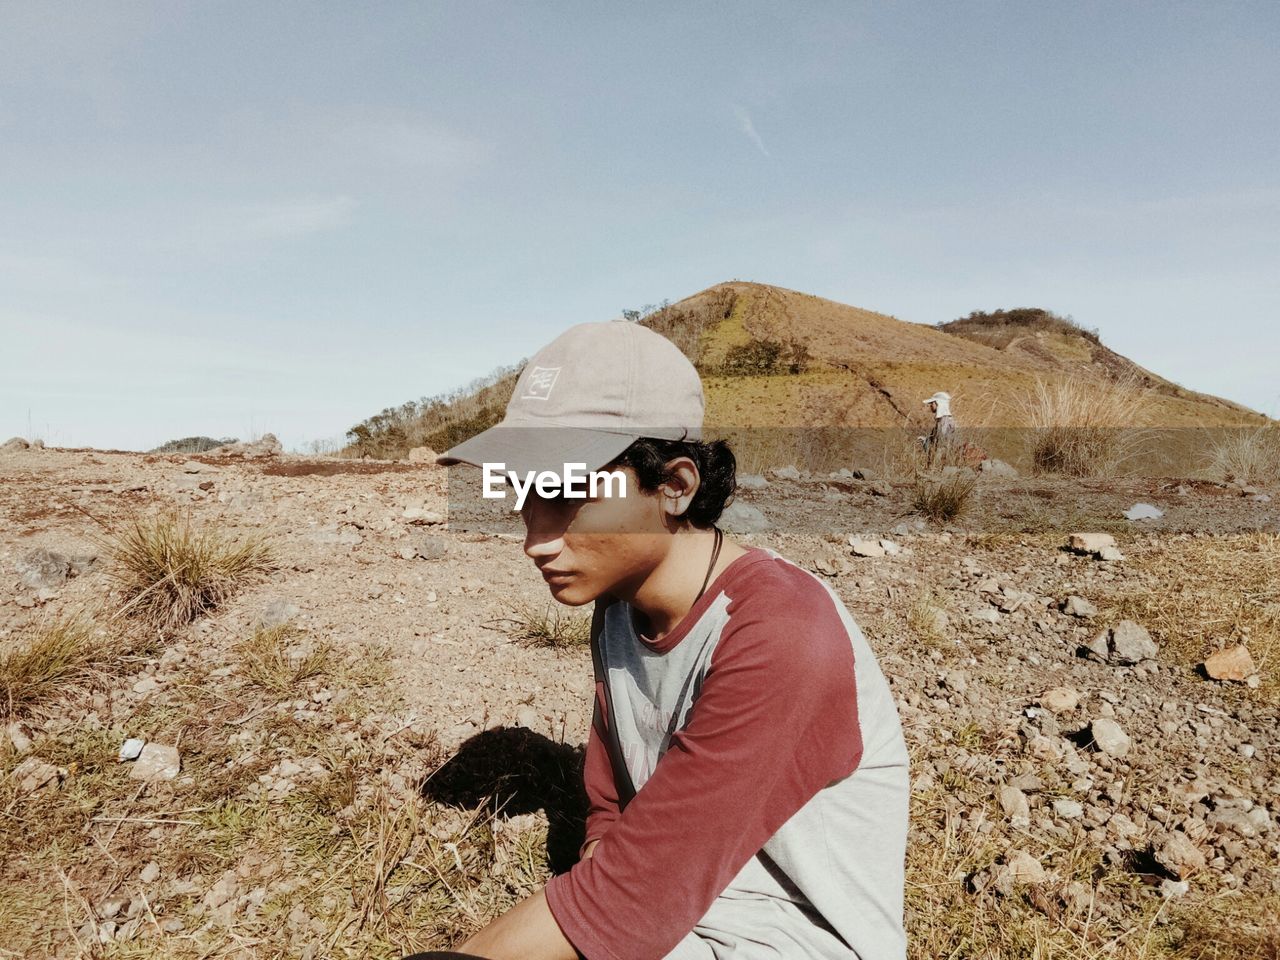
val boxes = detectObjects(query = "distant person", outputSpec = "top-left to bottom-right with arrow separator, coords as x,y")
922,391 -> 955,467
426,320 -> 909,960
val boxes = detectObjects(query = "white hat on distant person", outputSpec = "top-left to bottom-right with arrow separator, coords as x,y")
923,392 -> 952,418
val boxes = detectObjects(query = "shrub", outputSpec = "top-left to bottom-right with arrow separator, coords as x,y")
1207,427 -> 1280,485
1024,375 -> 1148,477
103,512 -> 275,633
912,471 -> 977,523
721,337 -> 810,376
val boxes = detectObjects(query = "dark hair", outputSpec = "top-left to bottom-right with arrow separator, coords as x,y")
608,437 -> 736,527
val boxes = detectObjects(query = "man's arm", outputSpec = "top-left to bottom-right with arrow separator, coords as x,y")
456,888 -> 577,960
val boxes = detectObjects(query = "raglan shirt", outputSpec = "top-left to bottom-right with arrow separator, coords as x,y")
544,547 -> 910,960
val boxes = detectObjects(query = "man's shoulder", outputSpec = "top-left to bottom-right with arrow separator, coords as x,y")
723,549 -> 838,614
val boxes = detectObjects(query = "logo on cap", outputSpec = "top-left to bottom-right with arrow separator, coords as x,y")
521,366 -> 561,401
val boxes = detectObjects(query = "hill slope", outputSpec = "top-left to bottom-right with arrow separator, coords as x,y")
344,281 -> 1269,460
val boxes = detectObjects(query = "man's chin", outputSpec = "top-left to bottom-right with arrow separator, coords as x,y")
546,580 -> 595,606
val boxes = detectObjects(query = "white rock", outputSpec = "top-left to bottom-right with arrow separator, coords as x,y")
140,862 -> 161,884
736,474 -> 768,490
1124,502 -> 1164,521
1053,798 -> 1084,819
720,501 -> 769,534
1068,532 -> 1115,554
1090,717 -> 1131,758
130,743 -> 181,782
118,738 -> 145,761
849,538 -> 886,558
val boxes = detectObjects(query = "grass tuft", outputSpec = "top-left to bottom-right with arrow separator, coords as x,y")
239,623 -> 334,692
509,603 -> 591,648
1206,426 -> 1280,486
912,471 -> 977,523
103,511 -> 275,633
0,616 -> 108,717
1024,375 -> 1150,476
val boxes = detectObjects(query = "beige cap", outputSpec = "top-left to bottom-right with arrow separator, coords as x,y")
437,320 -> 704,475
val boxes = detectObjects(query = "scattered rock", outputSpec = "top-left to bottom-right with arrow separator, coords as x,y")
1124,502 -> 1164,521
407,446 -> 439,463
15,548 -> 95,590
1040,687 -> 1081,713
2,436 -> 30,451
7,722 -> 34,754
736,474 -> 768,491
1154,831 -> 1206,879
978,458 -> 1019,478
259,599 -> 301,628
720,501 -> 769,534
1202,645 -> 1256,682
408,533 -> 450,560
14,757 -> 62,793
998,786 -> 1030,823
130,743 -> 181,782
140,862 -> 161,884
1098,545 -> 1125,562
1062,596 -> 1098,618
1086,620 -> 1157,664
849,537 -> 886,558
1090,717 -> 1132,758
1110,620 -> 1158,663
118,738 -> 145,761
1068,532 -> 1115,555
771,465 -> 802,481
993,851 -> 1046,894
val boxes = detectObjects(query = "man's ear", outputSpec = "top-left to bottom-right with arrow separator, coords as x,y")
657,457 -> 700,519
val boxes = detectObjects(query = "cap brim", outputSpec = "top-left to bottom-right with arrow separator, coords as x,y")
436,424 -> 638,478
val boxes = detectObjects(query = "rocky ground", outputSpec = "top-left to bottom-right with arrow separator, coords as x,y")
1,444 -> 1277,958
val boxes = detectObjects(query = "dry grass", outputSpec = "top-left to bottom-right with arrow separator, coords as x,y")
912,470 -> 977,523
0,615 -> 111,717
508,602 -> 591,649
906,589 -> 951,650
1024,375 -> 1151,477
1206,426 -> 1280,485
238,623 -> 334,692
1097,533 -> 1279,696
101,511 -> 275,633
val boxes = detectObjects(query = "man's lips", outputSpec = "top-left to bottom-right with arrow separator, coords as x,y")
540,568 -> 574,582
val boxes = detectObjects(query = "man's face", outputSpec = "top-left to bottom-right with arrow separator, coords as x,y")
519,466 -> 670,606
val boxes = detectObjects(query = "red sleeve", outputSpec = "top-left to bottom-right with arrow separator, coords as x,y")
580,685 -> 621,858
545,571 -> 863,960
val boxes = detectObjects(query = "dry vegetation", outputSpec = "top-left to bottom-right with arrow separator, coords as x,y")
1207,427 -> 1280,486
1024,375 -> 1152,477
101,512 -> 275,634
1,615 -> 110,717
1098,533 -> 1280,694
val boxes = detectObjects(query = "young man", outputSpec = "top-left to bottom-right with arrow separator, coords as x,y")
431,320 -> 909,960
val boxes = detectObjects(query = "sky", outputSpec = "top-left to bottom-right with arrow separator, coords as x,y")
2,1 -> 1278,451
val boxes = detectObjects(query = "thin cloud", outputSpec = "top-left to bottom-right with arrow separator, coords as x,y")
733,104 -> 770,158
241,195 -> 357,238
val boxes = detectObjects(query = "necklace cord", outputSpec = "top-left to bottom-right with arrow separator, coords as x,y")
693,526 -> 724,604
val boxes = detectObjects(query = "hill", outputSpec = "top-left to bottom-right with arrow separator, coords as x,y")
343,282 -> 1270,464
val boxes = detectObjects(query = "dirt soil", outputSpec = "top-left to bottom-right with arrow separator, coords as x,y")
1,446 -> 1278,959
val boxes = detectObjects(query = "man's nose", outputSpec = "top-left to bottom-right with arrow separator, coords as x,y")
521,500 -> 565,561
